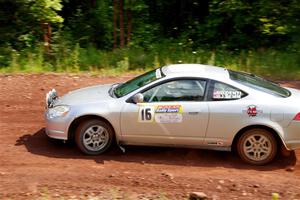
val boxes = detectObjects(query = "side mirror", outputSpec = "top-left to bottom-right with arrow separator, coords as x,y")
132,93 -> 144,104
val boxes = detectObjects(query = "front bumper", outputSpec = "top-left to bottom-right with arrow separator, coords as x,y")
45,128 -> 67,140
45,112 -> 71,140
45,89 -> 69,140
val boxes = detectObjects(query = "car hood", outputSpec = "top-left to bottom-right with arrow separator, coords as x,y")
54,84 -> 113,106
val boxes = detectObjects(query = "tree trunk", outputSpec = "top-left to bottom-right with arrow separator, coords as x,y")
113,0 -> 118,49
126,3 -> 132,45
119,0 -> 125,48
91,0 -> 96,8
42,22 -> 51,53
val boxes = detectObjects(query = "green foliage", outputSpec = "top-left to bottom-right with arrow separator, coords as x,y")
63,0 -> 112,48
1,44 -> 299,80
24,0 -> 64,23
0,0 -> 63,50
9,50 -> 20,72
70,43 -> 80,72
0,0 -> 299,79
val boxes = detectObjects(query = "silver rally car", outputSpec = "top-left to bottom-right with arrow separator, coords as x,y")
45,64 -> 300,165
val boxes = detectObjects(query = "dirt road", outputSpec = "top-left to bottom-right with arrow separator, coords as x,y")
0,74 -> 300,200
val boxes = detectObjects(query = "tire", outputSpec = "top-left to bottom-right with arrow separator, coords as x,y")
75,119 -> 114,155
237,129 -> 277,165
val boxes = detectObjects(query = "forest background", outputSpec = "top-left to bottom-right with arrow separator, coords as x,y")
0,0 -> 299,79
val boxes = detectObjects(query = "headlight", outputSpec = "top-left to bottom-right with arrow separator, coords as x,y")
47,105 -> 70,119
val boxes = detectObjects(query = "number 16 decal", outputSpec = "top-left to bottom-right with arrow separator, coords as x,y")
138,106 -> 154,122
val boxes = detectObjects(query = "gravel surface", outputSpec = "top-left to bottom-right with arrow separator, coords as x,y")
0,74 -> 300,200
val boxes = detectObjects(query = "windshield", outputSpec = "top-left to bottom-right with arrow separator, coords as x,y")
229,70 -> 291,97
114,68 -> 164,98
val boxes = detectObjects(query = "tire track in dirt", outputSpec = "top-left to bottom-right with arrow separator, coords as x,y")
0,74 -> 300,199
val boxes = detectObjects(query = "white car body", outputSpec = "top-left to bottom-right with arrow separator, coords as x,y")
45,64 -> 300,164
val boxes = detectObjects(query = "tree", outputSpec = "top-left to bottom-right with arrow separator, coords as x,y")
126,0 -> 132,45
113,0 -> 118,49
119,0 -> 125,48
23,0 -> 63,52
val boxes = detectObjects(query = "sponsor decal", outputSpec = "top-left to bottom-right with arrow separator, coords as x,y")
155,105 -> 183,123
138,104 -> 183,123
247,106 -> 257,117
213,90 -> 242,99
155,113 -> 183,123
138,105 -> 155,123
155,105 -> 182,113
243,105 -> 263,117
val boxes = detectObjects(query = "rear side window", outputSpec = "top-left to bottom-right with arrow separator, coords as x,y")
211,82 -> 247,101
229,70 -> 291,98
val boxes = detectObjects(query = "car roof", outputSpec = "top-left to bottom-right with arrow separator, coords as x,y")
161,64 -> 229,80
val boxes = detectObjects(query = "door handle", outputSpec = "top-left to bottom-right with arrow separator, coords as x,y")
188,112 -> 200,115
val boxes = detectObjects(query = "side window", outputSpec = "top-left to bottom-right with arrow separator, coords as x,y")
212,82 -> 246,101
143,79 -> 206,102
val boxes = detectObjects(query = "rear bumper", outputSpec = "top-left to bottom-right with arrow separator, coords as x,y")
285,141 -> 300,150
283,121 -> 300,150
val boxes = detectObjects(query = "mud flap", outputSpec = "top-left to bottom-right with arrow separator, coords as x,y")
118,143 -> 126,153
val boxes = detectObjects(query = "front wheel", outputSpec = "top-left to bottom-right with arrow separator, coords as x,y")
75,119 -> 114,155
237,129 -> 277,165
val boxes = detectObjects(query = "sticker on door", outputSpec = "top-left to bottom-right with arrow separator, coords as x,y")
155,105 -> 183,123
138,104 -> 183,123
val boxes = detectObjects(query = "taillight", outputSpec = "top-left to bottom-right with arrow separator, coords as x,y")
293,113 -> 300,121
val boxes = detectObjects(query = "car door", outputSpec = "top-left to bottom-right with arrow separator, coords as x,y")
120,78 -> 210,146
205,80 -> 249,147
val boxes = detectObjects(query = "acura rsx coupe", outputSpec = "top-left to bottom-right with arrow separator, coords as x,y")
45,64 -> 300,165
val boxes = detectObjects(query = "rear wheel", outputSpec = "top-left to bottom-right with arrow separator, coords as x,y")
237,129 -> 277,165
75,119 -> 114,155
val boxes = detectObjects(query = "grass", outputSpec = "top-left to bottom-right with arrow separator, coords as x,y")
0,45 -> 300,80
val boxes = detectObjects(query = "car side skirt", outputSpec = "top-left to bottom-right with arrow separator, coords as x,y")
119,141 -> 231,152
